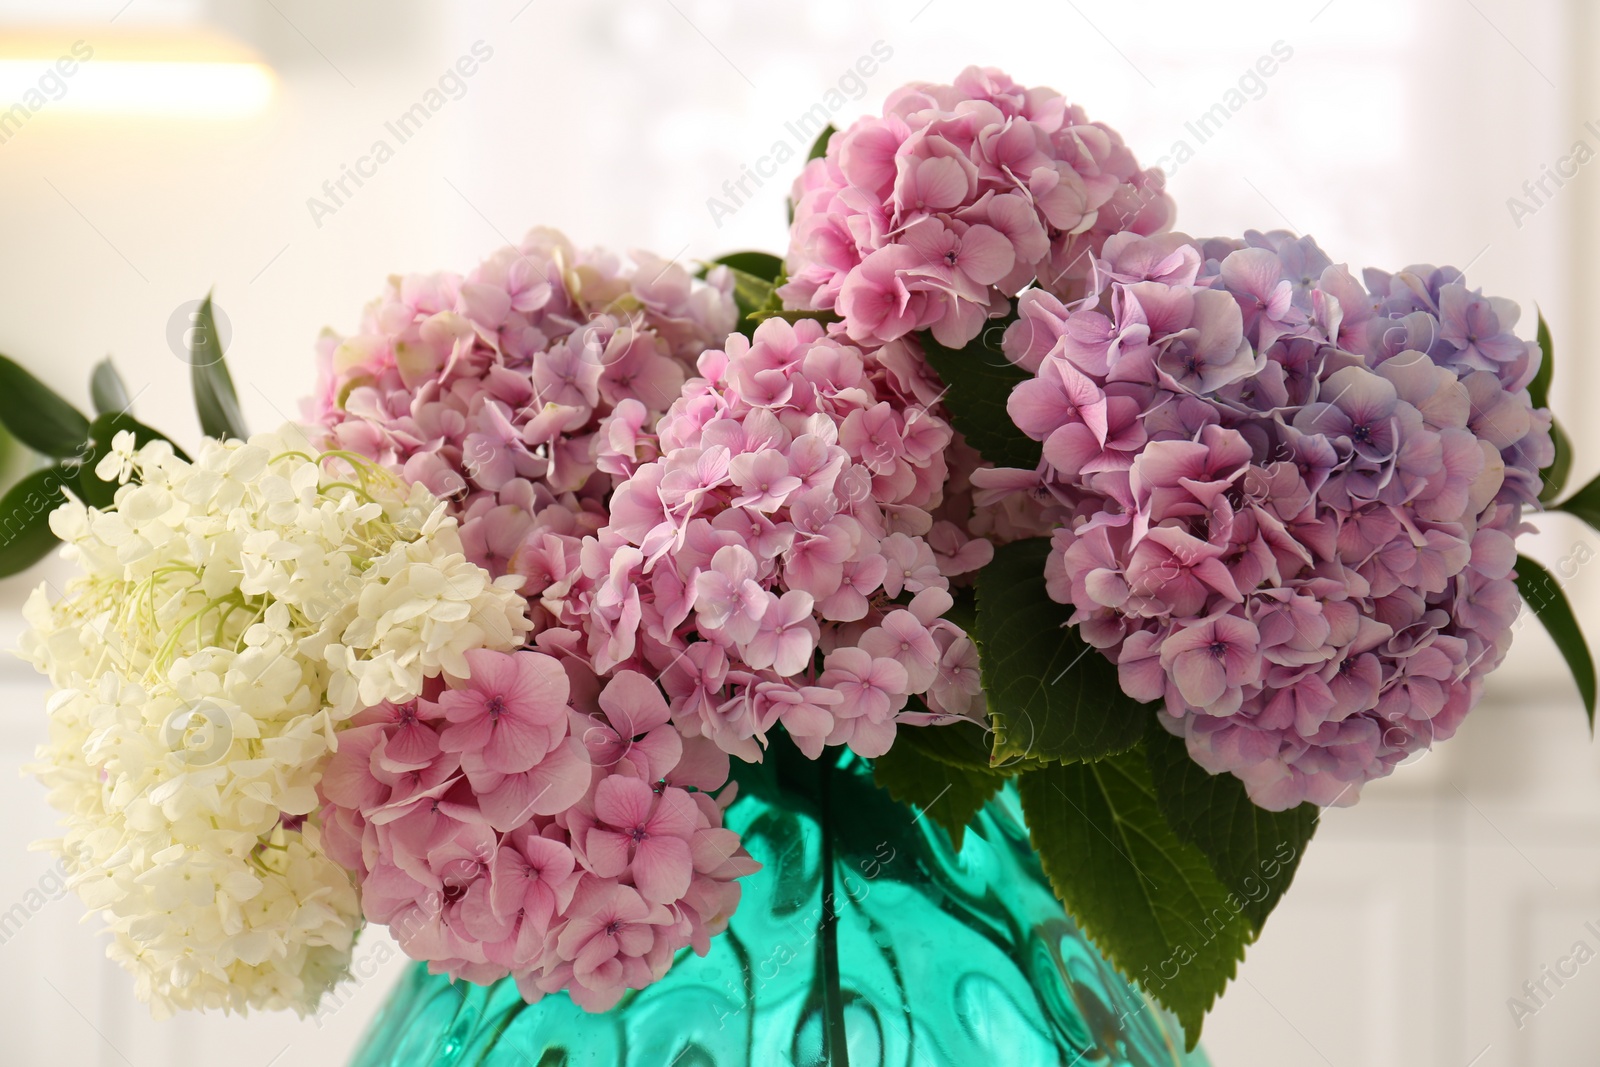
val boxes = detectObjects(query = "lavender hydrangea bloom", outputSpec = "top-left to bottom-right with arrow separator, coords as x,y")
980,229 -> 1552,810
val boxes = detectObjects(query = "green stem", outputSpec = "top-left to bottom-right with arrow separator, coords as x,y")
818,754 -> 850,1067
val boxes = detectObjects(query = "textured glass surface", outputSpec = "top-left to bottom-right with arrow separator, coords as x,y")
350,741 -> 1209,1066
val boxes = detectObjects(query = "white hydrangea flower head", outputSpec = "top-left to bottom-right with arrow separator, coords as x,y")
21,425 -> 531,1016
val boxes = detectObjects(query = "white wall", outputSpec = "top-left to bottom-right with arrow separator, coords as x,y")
0,1 -> 1595,1064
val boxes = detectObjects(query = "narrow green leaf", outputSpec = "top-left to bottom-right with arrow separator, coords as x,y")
1019,752 -> 1252,1048
90,357 -> 132,416
1555,467 -> 1600,534
872,737 -> 1002,849
0,464 -> 71,576
1540,417 -> 1573,504
710,251 -> 784,284
1515,554 -> 1596,728
77,412 -> 190,509
747,308 -> 840,327
806,125 -> 835,161
1530,309 -> 1553,410
189,294 -> 248,440
0,354 -> 90,458
975,538 -> 1147,764
1533,314 -> 1570,502
916,318 -> 1042,471
1143,720 -> 1318,934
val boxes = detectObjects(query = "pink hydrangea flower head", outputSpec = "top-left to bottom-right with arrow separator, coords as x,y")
307,228 -> 738,639
782,66 -> 1174,348
560,316 -> 986,762
316,654 -> 756,1010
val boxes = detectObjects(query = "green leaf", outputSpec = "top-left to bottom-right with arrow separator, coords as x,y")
700,252 -> 785,339
1555,467 -> 1600,534
1143,720 -> 1318,934
1541,417 -> 1573,504
1515,553 -> 1596,729
1533,314 -> 1571,502
189,294 -> 248,440
77,412 -> 190,509
1018,752 -> 1252,1048
747,308 -> 840,327
872,736 -> 1002,849
709,251 -> 784,284
0,353 -> 90,458
885,717 -> 1032,776
719,267 -> 777,342
1530,309 -> 1554,410
90,358 -> 132,416
806,125 -> 834,161
975,538 -> 1147,764
942,584 -> 976,636
0,464 -> 71,576
916,318 -> 1042,471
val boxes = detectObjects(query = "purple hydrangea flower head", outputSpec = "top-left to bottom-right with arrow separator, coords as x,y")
984,229 -> 1552,809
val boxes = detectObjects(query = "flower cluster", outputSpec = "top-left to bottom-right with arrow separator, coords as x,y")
20,54 -> 1581,1036
309,227 -> 738,635
21,428 -> 531,1015
565,316 -> 987,762
977,230 -> 1551,808
317,650 -> 755,1011
780,65 -> 1173,349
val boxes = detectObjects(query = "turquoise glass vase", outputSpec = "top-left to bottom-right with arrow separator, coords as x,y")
349,737 -> 1207,1066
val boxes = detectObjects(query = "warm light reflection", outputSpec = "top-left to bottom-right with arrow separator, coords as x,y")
0,58 -> 273,115
0,28 -> 274,119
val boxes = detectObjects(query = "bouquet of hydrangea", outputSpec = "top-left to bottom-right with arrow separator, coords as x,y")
8,65 -> 1595,1047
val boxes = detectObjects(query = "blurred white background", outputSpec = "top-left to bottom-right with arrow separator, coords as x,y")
0,0 -> 1596,1064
